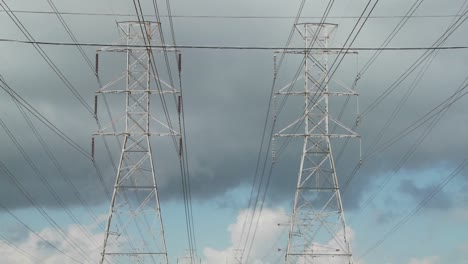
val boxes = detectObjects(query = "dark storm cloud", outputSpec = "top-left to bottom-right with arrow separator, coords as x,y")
399,178 -> 453,209
375,210 -> 398,225
0,0 -> 467,213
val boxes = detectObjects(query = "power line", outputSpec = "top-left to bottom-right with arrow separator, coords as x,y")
123,4 -> 171,262
0,77 -> 91,159
360,7 -> 468,118
47,0 -> 120,204
273,0 -> 379,160
241,0 -> 365,262
358,156 -> 468,260
96,12 -> 182,261
0,118 -> 99,262
344,0 -> 466,173
262,0 -> 463,168
2,5 -> 118,213
274,0 -> 379,169
0,9 -> 464,20
0,158 -> 92,263
45,0 -> 121,189
9,93 -> 106,230
1,38 -> 467,50
0,202 -> 84,264
257,1 -> 380,263
359,0 -> 427,76
0,233 -> 42,264
337,2 -> 468,197
347,74 -> 468,225
0,2 -> 94,116
1,4 -> 113,211
161,0 -> 199,259
241,1 -> 377,262
367,79 -> 468,160
362,0 -> 468,144
236,1 -> 310,262
40,0 -> 113,229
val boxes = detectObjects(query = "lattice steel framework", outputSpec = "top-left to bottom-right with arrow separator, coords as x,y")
96,21 -> 179,264
276,23 -> 358,264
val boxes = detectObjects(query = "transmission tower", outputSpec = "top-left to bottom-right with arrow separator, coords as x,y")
275,23 -> 359,264
95,21 -> 180,264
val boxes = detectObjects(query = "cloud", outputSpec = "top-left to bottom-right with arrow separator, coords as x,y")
0,2 -> 467,264
0,222 -> 103,264
458,241 -> 468,255
203,207 -> 288,264
408,256 -> 440,264
399,179 -> 453,209
202,207 -> 362,264
4,224 -> 30,243
452,208 -> 468,222
0,0 -> 467,218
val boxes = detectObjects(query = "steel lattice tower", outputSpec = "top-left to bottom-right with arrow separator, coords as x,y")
275,23 -> 359,264
95,21 -> 179,264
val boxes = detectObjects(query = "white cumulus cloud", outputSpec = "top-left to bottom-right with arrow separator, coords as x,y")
203,207 -> 288,264
0,222 -> 104,264
202,207 -> 361,264
408,256 -> 440,264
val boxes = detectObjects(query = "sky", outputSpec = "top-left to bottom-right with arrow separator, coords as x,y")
0,0 -> 467,263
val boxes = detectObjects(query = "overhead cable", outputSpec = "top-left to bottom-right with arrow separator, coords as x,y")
1,38 -> 468,50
